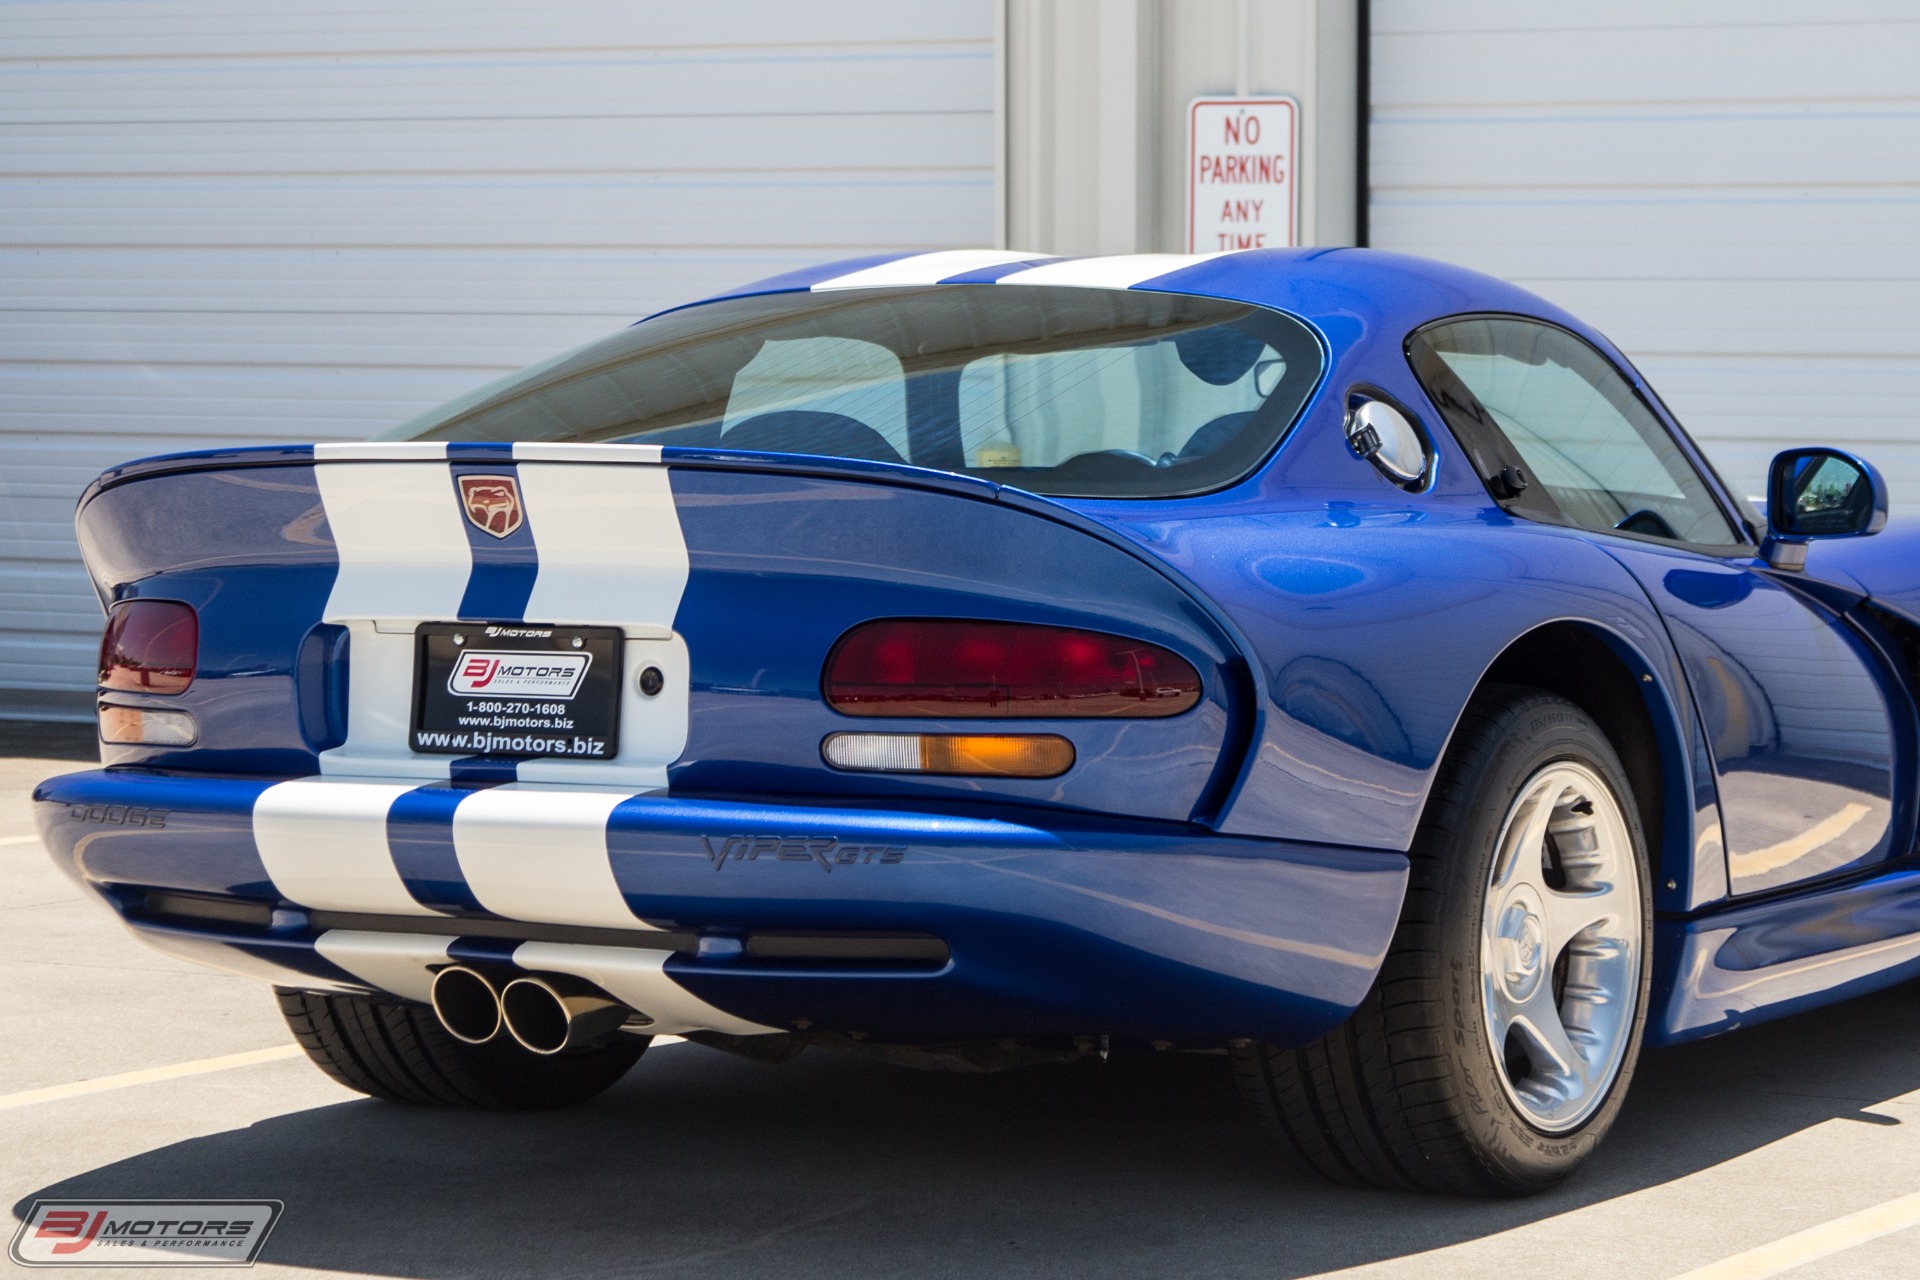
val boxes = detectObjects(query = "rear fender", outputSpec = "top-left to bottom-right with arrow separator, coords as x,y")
1085,504 -> 1703,864
1473,618 -> 1722,916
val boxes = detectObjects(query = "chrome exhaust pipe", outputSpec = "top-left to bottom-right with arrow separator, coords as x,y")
429,965 -> 504,1044
499,974 -> 632,1055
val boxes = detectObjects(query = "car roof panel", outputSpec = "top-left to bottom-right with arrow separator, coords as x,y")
655,246 -> 1596,354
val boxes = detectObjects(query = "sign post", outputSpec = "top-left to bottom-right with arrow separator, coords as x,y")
1187,97 -> 1300,253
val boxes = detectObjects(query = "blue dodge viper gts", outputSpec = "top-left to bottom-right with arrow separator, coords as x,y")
36,247 -> 1917,1196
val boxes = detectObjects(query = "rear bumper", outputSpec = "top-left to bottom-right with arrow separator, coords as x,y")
34,768 -> 1406,1046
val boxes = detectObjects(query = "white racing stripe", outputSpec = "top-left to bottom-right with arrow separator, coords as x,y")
314,930 -> 453,1004
309,439 -> 694,787
314,460 -> 470,624
512,941 -> 778,1037
249,778 -> 680,937
453,784 -> 657,929
192,930 -> 774,1040
254,778 -> 446,916
513,442 -> 663,464
810,249 -> 1052,290
515,460 -> 691,789
241,779 -> 769,1034
517,461 -> 687,630
315,459 -> 472,779
137,928 -> 361,993
296,420 -> 695,920
995,252 -> 1232,289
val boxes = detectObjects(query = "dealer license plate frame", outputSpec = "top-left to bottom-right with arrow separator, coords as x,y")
410,622 -> 623,760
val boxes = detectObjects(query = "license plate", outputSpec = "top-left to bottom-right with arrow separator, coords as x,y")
411,623 -> 622,759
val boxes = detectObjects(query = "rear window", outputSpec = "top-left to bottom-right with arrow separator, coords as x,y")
387,286 -> 1324,498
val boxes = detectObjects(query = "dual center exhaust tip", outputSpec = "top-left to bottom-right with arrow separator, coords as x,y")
429,964 -> 640,1055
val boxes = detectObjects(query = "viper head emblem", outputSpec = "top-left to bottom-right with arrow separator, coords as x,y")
457,474 -> 523,538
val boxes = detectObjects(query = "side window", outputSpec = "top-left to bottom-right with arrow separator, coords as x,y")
1408,317 -> 1739,547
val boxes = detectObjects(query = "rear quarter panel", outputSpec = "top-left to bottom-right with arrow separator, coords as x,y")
1094,502 -> 1703,858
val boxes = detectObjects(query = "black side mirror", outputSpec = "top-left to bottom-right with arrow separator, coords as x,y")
1763,447 -> 1888,569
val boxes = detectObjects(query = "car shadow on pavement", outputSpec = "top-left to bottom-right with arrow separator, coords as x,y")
0,720 -> 97,763
19,980 -> 1920,1278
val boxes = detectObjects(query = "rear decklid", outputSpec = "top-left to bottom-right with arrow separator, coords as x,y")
78,444 -> 1256,826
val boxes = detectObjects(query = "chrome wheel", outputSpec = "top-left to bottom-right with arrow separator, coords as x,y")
1480,761 -> 1643,1133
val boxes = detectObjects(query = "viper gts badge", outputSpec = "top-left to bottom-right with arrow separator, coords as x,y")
458,474 -> 522,538
702,835 -> 907,872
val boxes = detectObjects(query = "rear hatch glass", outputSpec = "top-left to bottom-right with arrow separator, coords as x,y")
386,285 -> 1324,498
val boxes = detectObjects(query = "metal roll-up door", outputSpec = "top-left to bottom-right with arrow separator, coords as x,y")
1370,3 -> 1920,515
0,1 -> 995,716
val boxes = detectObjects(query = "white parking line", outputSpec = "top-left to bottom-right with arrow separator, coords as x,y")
1672,1189 -> 1920,1279
0,1045 -> 303,1111
0,1035 -> 682,1113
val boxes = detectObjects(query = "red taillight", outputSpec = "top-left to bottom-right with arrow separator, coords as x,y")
99,600 -> 198,695
824,620 -> 1201,718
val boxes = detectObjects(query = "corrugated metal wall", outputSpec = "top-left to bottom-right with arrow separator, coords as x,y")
0,1 -> 996,717
1370,2 -> 1920,513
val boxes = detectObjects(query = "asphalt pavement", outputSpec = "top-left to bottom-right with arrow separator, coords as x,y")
4,722 -> 1920,1278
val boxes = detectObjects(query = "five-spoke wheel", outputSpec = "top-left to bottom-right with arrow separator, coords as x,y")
1481,762 -> 1643,1133
1232,685 -> 1653,1195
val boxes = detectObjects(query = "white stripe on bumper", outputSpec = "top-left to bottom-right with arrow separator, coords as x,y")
251,777 -> 664,933
253,779 -> 447,916
137,929 -> 362,994
451,783 -> 658,930
314,930 -> 453,1003
513,940 -> 776,1036
300,932 -> 776,1038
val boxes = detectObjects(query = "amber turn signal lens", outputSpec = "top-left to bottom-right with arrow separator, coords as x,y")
822,732 -> 1074,778
98,703 -> 197,746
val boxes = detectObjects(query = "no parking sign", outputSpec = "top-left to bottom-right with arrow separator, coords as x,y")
1187,97 -> 1299,253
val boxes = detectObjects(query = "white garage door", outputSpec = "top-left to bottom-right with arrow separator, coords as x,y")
0,1 -> 995,718
1370,2 -> 1920,518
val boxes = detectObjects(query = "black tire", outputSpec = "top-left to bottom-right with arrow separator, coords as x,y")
276,988 -> 647,1110
1231,685 -> 1653,1196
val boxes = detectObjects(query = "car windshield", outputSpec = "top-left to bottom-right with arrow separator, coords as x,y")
386,285 -> 1324,498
